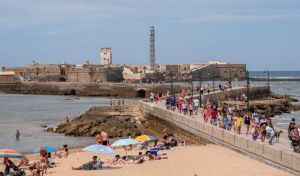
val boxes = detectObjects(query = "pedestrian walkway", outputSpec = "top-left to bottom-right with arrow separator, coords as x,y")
152,98 -> 293,153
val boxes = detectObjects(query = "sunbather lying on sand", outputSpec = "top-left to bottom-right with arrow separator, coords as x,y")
72,156 -> 103,170
146,151 -> 168,160
133,152 -> 145,164
107,155 -> 126,166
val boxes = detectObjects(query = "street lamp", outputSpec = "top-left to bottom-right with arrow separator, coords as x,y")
264,69 -> 270,87
165,71 -> 173,96
212,71 -> 215,93
246,70 -> 250,112
229,70 -> 232,88
190,74 -> 193,98
170,71 -> 173,96
198,71 -> 202,107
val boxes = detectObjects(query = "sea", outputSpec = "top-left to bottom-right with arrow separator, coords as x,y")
250,71 -> 300,129
0,94 -> 134,152
200,71 -> 300,129
0,71 -> 299,152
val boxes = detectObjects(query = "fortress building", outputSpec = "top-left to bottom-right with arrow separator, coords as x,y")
1,26 -> 246,84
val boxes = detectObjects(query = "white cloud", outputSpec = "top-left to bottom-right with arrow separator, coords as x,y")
0,1 -> 131,29
184,13 -> 300,23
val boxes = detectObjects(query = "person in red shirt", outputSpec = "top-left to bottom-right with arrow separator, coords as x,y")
154,94 -> 159,104
177,99 -> 182,113
210,109 -> 218,126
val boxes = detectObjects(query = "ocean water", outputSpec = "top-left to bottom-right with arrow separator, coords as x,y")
250,71 -> 300,79
0,71 -> 299,152
0,94 -> 133,152
193,71 -> 300,129
250,71 -> 300,129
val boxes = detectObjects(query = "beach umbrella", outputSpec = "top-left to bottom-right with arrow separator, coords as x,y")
82,144 -> 116,155
135,135 -> 157,142
111,138 -> 140,158
0,149 -> 23,158
111,138 -> 140,147
33,146 -> 57,153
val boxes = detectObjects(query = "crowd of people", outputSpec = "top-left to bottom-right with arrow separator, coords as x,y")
149,89 -> 300,152
72,129 -> 175,171
1,145 -> 69,176
108,99 -> 125,106
19,73 -> 31,82
1,128 -> 177,175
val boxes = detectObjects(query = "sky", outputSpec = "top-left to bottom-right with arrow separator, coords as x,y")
0,0 -> 300,71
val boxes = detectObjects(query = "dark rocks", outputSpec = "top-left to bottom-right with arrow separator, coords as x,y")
54,105 -> 147,138
46,127 -> 53,132
293,104 -> 300,111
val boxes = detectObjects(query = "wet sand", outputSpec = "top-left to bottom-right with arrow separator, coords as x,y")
24,144 -> 291,176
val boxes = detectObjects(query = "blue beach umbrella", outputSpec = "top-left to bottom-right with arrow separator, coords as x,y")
33,146 -> 57,153
111,138 -> 140,147
82,144 -> 116,155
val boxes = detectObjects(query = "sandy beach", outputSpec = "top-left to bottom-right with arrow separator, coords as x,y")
24,144 -> 290,176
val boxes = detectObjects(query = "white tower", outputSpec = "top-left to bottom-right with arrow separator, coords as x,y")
101,47 -> 112,65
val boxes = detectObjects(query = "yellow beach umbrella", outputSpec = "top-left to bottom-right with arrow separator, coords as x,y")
135,135 -> 157,142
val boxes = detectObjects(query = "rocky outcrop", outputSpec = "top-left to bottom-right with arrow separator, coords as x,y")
222,95 -> 298,117
250,99 -> 293,116
55,105 -> 145,137
54,104 -> 210,145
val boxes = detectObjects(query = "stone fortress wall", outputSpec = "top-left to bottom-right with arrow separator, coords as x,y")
1,60 -> 246,83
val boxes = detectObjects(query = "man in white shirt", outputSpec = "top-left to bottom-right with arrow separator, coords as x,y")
252,111 -> 260,124
266,126 -> 275,145
193,98 -> 200,115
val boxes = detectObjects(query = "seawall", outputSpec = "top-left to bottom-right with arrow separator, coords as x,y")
138,86 -> 300,175
0,82 -> 190,98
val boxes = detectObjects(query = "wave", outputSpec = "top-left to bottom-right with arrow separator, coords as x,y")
276,122 -> 289,125
251,76 -> 299,79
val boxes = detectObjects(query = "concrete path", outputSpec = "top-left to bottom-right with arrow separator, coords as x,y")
151,98 -> 294,153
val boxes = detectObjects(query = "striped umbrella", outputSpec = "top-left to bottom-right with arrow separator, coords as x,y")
0,149 -> 23,158
135,135 -> 157,142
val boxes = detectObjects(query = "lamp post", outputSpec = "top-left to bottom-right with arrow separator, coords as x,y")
212,71 -> 215,93
198,71 -> 202,107
170,71 -> 173,96
246,70 -> 250,112
264,69 -> 270,87
190,75 -> 193,98
229,70 -> 232,88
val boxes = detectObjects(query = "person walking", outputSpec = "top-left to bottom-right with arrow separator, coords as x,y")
16,129 -> 20,140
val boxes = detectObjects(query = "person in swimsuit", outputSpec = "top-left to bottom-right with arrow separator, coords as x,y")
16,129 -> 20,141
39,147 -> 48,174
203,106 -> 210,123
107,155 -> 126,166
95,132 -> 103,144
101,131 -> 108,146
145,151 -> 168,160
244,113 -> 251,135
72,156 -> 101,170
